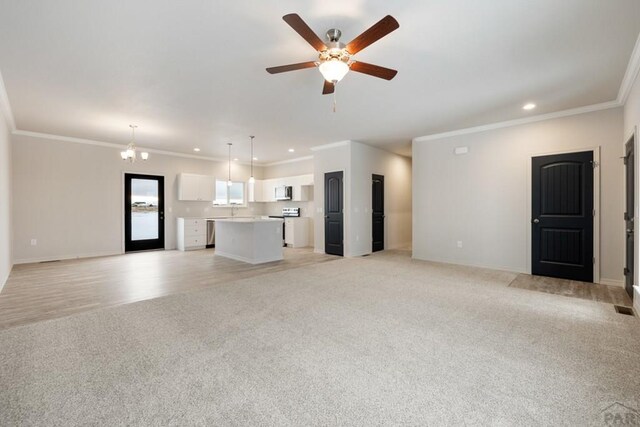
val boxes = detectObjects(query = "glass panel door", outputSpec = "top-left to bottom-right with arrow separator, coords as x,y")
125,174 -> 165,252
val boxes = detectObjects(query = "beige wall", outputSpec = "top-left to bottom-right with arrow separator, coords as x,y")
349,142 -> 412,256
413,108 -> 624,283
313,141 -> 413,257
623,69 -> 640,310
0,111 -> 11,289
262,158 -> 313,179
11,133 -> 265,263
624,70 -> 640,138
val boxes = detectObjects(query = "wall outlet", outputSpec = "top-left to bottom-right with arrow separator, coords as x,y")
457,241 -> 463,248
186,207 -> 190,213
30,239 -> 37,246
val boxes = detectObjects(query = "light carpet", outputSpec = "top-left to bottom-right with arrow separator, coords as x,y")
1,251 -> 639,426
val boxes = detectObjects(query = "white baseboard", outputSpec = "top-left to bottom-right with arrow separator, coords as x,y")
388,242 -> 412,251
14,250 -> 123,265
411,255 -> 526,275
214,251 -> 283,265
0,268 -> 10,294
599,278 -> 624,287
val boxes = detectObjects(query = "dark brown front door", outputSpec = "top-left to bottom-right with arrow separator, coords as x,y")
372,174 -> 384,252
531,151 -> 594,282
625,136 -> 635,299
324,171 -> 344,256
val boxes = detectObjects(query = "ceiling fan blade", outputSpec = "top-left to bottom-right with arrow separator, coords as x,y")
282,13 -> 327,52
350,61 -> 398,80
345,15 -> 399,55
322,80 -> 335,95
266,61 -> 317,74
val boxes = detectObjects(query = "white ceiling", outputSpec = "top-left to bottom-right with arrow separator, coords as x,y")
0,0 -> 639,163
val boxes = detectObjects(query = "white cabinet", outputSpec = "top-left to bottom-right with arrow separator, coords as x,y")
177,218 -> 207,251
285,217 -> 310,248
250,174 -> 314,203
248,180 -> 264,203
291,174 -> 314,202
177,173 -> 215,202
261,179 -> 277,202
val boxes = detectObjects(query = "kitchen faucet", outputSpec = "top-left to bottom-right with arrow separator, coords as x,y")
230,203 -> 238,217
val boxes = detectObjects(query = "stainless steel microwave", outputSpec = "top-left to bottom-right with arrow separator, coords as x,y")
275,186 -> 292,201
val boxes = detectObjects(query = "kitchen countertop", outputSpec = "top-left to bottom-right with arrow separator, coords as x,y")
214,217 -> 283,223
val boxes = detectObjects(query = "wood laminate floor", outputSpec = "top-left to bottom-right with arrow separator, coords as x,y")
0,248 -> 338,330
508,273 -> 633,307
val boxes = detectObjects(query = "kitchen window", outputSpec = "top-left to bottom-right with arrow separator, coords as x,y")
214,180 -> 246,206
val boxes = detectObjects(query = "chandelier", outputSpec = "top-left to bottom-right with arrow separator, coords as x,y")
120,125 -> 148,163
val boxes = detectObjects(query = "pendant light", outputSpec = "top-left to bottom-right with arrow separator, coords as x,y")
248,136 -> 255,184
227,142 -> 233,187
120,125 -> 148,163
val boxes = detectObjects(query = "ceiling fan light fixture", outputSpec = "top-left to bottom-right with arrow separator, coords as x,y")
319,59 -> 349,83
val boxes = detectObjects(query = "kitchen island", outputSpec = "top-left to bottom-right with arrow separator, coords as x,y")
214,217 -> 284,264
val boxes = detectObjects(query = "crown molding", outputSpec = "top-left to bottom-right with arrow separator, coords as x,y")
618,31 -> 640,104
310,140 -> 350,151
10,129 -> 254,164
412,100 -> 621,143
263,156 -> 313,167
0,69 -> 16,131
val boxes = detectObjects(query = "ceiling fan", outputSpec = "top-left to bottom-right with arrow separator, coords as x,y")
266,14 -> 399,95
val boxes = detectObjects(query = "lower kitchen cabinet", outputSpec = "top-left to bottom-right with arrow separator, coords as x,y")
284,217 -> 310,248
176,218 -> 206,250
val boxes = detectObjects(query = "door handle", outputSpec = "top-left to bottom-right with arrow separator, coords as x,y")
532,218 -> 540,224
324,215 -> 329,219
627,229 -> 633,234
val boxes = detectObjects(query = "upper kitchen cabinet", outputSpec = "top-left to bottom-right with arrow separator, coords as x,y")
177,173 -> 215,202
250,174 -> 314,203
261,179 -> 277,202
292,174 -> 313,202
247,180 -> 264,203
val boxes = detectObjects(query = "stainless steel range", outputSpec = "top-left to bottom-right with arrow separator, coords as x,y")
282,207 -> 300,217
269,208 -> 301,246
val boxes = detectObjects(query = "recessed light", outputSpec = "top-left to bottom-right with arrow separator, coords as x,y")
193,148 -> 200,152
233,158 -> 239,161
523,103 -> 536,111
253,157 -> 258,161
288,148 -> 295,153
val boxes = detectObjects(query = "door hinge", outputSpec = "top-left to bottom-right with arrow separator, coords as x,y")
624,267 -> 630,276
590,160 -> 599,168
593,257 -> 596,265
593,209 -> 596,217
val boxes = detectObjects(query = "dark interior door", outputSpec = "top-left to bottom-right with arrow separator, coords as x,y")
372,174 -> 385,252
532,151 -> 594,282
625,137 -> 635,299
125,173 -> 165,252
324,171 -> 344,256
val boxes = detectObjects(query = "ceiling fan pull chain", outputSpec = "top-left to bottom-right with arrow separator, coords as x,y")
333,83 -> 337,113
